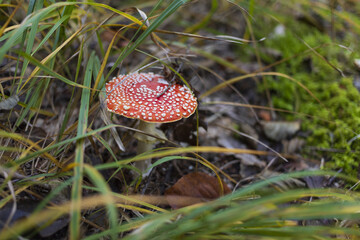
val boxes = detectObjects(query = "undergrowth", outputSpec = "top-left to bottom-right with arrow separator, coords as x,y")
1,0 -> 360,239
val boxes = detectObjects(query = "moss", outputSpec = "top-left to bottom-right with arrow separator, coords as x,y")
258,21 -> 360,176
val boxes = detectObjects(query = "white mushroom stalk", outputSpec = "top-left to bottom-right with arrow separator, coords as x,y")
106,73 -> 197,176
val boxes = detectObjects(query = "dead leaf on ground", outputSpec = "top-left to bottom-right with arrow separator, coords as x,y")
0,95 -> 19,110
261,121 -> 301,141
0,200 -> 69,237
237,123 -> 259,149
237,154 -> 266,168
261,169 -> 305,189
282,138 -> 305,154
165,172 -> 231,209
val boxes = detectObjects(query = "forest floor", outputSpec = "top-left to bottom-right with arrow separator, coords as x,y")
1,1 -> 360,239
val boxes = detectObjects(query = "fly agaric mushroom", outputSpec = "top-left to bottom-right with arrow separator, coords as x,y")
106,72 -> 197,175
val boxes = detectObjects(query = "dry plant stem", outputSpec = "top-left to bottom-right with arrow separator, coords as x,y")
134,120 -> 158,176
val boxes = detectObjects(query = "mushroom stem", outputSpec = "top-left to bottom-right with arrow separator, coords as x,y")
134,120 -> 163,176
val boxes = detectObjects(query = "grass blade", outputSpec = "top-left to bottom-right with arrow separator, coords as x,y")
84,164 -> 118,240
69,51 -> 94,240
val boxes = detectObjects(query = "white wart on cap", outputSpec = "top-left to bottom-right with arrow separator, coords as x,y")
106,72 -> 197,123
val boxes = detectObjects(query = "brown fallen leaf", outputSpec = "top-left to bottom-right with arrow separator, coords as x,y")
165,172 -> 231,209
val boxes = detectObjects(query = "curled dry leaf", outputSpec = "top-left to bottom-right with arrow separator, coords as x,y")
0,95 -> 19,110
165,172 -> 231,209
237,153 -> 266,168
282,138 -> 305,154
261,121 -> 301,141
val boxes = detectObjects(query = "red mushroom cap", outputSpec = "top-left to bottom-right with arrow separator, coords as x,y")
106,72 -> 197,123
